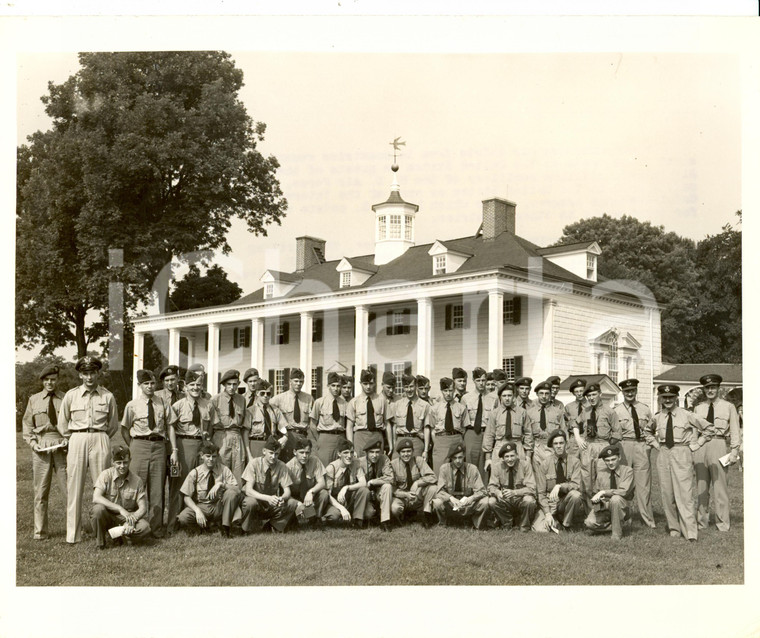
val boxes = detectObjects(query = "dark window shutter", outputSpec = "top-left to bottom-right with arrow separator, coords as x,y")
204,331 -> 208,351
386,310 -> 394,336
244,326 -> 251,348
368,312 -> 377,338
445,304 -> 453,330
462,303 -> 471,329
282,322 -> 290,344
369,364 -> 378,383
219,330 -> 222,348
284,368 -> 291,387
384,362 -> 392,374
352,315 -> 356,335
313,318 -> 323,343
403,308 -> 411,334
313,366 -> 323,399
268,369 -> 275,386
271,323 -> 276,345
233,328 -> 240,348
351,365 -> 356,381
404,361 -> 412,376
512,297 -> 522,325
515,356 -> 523,378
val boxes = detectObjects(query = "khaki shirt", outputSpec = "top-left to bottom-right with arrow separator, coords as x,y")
429,400 -> 470,435
210,392 -> 251,431
614,401 -> 655,444
593,464 -> 634,499
181,463 -> 239,504
389,456 -> 436,491
535,454 -> 582,514
242,457 -> 292,496
94,467 -> 147,513
483,404 -> 530,453
358,454 -> 394,485
57,385 -> 119,438
346,392 -> 389,431
325,459 -> 366,496
461,391 -> 497,431
271,390 -> 313,430
389,397 -> 429,438
563,399 -> 585,428
311,394 -> 347,432
488,458 -> 537,498
121,395 -> 176,438
436,461 -> 486,500
653,407 -> 711,447
22,390 -> 65,447
574,404 -> 621,442
171,397 -> 218,437
247,402 -> 288,439
525,403 -> 565,444
694,398 -> 741,449
286,455 -> 327,491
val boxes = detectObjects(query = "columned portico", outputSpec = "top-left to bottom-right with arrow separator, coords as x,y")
299,311 -> 314,393
132,331 -> 145,398
206,322 -> 220,395
539,298 -> 557,379
488,291 -> 504,371
354,305 -> 369,394
416,297 -> 433,378
168,328 -> 181,365
250,317 -> 264,372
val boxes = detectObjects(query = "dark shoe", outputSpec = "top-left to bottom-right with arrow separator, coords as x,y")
97,541 -> 107,550
689,538 -> 697,543
351,519 -> 364,530
220,526 -> 231,538
422,513 -> 435,529
113,537 -> 125,547
380,522 -> 392,533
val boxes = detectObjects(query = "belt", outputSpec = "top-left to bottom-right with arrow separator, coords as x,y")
215,427 -> 241,434
286,425 -> 309,431
319,430 -> 346,435
75,428 -> 103,434
437,432 -> 462,436
249,434 -> 268,441
660,441 -> 690,447
711,435 -> 727,440
133,435 -> 165,442
176,434 -> 203,440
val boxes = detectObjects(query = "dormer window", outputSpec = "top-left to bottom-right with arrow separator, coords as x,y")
434,254 -> 446,275
264,283 -> 274,299
340,271 -> 351,288
428,240 -> 473,276
587,254 -> 596,278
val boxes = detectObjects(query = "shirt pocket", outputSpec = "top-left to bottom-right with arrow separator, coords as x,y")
120,487 -> 138,510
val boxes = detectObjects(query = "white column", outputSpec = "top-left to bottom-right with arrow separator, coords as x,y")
168,328 -> 181,365
300,311 -> 314,394
132,331 -> 145,398
541,299 -> 557,378
250,317 -> 264,372
207,323 -> 219,395
354,305 -> 369,395
416,297 -> 433,378
488,291 -> 504,372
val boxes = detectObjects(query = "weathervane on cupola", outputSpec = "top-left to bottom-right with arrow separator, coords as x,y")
372,137 -> 419,266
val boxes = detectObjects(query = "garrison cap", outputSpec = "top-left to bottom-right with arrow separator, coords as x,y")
293,434 -> 312,451
39,364 -> 59,380
159,365 -> 179,380
485,372 -> 494,381
415,375 -> 430,387
515,377 -> 533,388
452,367 -> 467,380
290,368 -> 305,380
220,369 -> 240,385
136,369 -> 156,384
569,378 -> 587,392
599,444 -> 621,460
75,355 -> 102,372
382,371 -> 396,386
657,384 -> 680,397
254,379 -> 271,392
583,383 -> 601,396
448,442 -> 466,459
395,437 -> 414,452
492,369 -> 508,382
341,375 -> 353,385
547,429 -> 568,446
546,376 -> 561,386
360,369 -> 375,383
534,381 -> 552,393
498,442 -> 517,458
497,382 -> 515,398
243,368 -> 259,382
327,371 -> 341,385
337,438 -> 354,453
185,370 -> 201,384
619,379 -> 639,391
263,436 -> 281,452
188,363 -> 205,373
439,377 -> 454,390
700,374 -> 723,387
472,367 -> 487,380
364,439 -> 383,452
402,374 -> 416,386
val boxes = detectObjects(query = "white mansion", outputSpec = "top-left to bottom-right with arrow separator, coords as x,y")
132,167 -> 662,406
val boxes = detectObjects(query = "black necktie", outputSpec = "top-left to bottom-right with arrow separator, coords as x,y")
406,401 -> 415,432
293,393 -> 301,424
405,461 -> 414,490
445,403 -> 454,434
148,400 -> 156,431
192,401 -> 201,428
332,398 -> 341,422
342,467 -> 351,489
556,458 -> 566,484
207,470 -> 215,494
228,395 -> 236,424
609,470 -> 617,490
264,467 -> 274,494
454,468 -> 463,494
171,390 -> 179,405
707,403 -> 715,424
366,397 -> 376,431
506,408 -> 512,436
247,394 -> 255,408
367,462 -> 375,481
540,405 -> 547,431
474,395 -> 483,435
588,406 -> 597,438
665,412 -> 675,449
508,466 -> 515,489
263,407 -> 272,437
522,399 -> 529,410
47,392 -> 58,426
631,404 -> 641,441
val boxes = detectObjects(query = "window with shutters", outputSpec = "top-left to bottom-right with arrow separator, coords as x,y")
502,357 -> 516,381
389,214 -> 401,239
503,296 -> 522,324
608,335 -> 618,382
444,302 -> 470,331
274,368 -> 286,395
273,322 -> 289,345
586,254 -> 596,278
312,318 -> 323,343
233,326 -> 251,349
434,254 -> 446,275
391,361 -> 406,395
451,304 -> 464,329
340,271 -> 351,288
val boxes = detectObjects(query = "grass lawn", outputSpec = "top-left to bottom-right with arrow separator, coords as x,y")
15,432 -> 743,586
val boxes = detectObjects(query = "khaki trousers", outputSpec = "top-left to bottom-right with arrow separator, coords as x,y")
534,489 -> 585,531
241,494 -> 298,532
167,437 -> 202,533
316,432 -> 345,467
433,494 -> 489,528
368,483 -> 393,522
178,488 -> 242,531
391,483 -> 437,520
489,494 -> 537,531
620,439 -> 655,527
584,495 -> 630,538
90,504 -> 151,546
66,431 -> 111,543
431,433 -> 463,475
353,430 -> 384,457
31,432 -> 68,539
656,445 -> 697,540
323,486 -> 373,522
693,438 -> 731,531
463,429 -> 486,482
212,430 -> 246,485
129,439 -> 166,534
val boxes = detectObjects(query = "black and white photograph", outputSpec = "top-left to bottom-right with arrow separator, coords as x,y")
3,6 -> 759,638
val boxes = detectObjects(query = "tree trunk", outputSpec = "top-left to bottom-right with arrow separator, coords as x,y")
74,306 -> 88,358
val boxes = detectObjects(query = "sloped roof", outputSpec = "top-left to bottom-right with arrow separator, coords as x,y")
264,269 -> 302,283
559,374 -> 620,392
536,241 -> 598,256
341,257 -> 378,273
654,363 -> 742,384
371,190 -> 419,210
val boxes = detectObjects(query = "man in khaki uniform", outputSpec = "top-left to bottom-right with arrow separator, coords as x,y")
242,368 -> 260,408
23,364 -> 68,540
546,376 -> 564,410
346,369 -> 388,457
286,435 -> 330,526
461,367 -> 494,481
652,384 -> 711,541
340,375 -> 353,402
488,442 -> 537,532
57,356 -> 120,544
358,439 -> 393,531
584,444 -> 634,540
483,382 -> 530,471
210,369 -> 251,485
432,443 -> 489,529
388,374 -> 430,458
311,371 -> 348,466
534,429 -> 585,532
614,378 -> 657,528
693,374 -> 741,532
452,367 -> 468,403
525,381 -> 564,472
247,379 -> 288,459
271,368 -> 315,460
429,377 -> 470,475
389,438 -> 438,527
323,438 -> 373,528
515,377 -> 534,411
155,365 -> 181,406
563,378 -> 586,455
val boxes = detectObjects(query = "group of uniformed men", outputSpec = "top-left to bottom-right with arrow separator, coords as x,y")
23,356 -> 741,548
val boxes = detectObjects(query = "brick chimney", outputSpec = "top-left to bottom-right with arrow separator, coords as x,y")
481,198 -> 516,239
295,236 -> 326,272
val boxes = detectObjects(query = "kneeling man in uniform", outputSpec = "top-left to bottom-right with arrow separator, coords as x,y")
584,444 -> 634,540
488,442 -> 537,532
432,443 -> 489,529
534,429 -> 585,533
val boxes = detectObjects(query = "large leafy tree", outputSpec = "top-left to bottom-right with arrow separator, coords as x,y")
17,51 -> 287,359
169,264 -> 242,311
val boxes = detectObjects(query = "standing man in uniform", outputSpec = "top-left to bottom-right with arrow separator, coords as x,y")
346,369 -> 388,457
311,371 -> 348,467
323,438 -> 372,528
121,369 -> 177,538
166,369 -> 217,534
515,377 -> 534,411
546,376 -> 564,410
22,364 -> 67,540
483,382 -> 530,471
488,442 -> 538,532
186,363 -> 211,399
461,367 -> 494,481
358,439 -> 393,531
156,365 -> 181,406
534,429 -> 585,533
432,442 -> 489,529
389,438 -> 438,527
286,435 -> 330,526
572,383 -> 621,509
381,371 -> 396,403
485,372 -> 496,395
452,368 -> 468,403
563,378 -> 586,454
388,374 -> 430,459
614,379 -> 657,529
693,374 -> 741,532
246,378 -> 287,459
242,368 -> 260,407
270,368 -> 314,460
584,444 -> 634,540
653,384 -> 711,541
415,375 -> 432,404
429,377 -> 470,475
340,375 -> 354,402
57,356 -> 120,544
525,381 -> 564,473
210,369 -> 251,485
